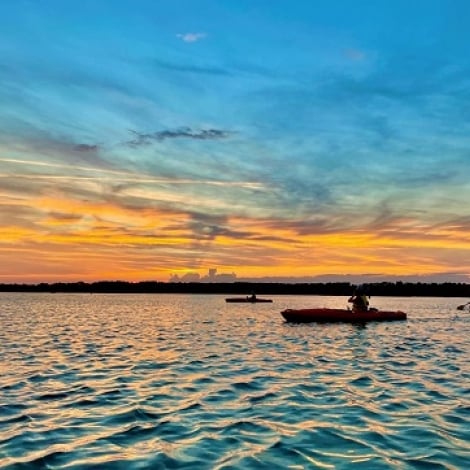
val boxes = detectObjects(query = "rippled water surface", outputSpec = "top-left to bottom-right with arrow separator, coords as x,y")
1,293 -> 469,469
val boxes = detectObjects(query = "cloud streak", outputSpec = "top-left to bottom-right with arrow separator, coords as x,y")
73,144 -> 99,152
0,158 -> 264,190
176,33 -> 207,43
153,59 -> 230,76
126,127 -> 233,147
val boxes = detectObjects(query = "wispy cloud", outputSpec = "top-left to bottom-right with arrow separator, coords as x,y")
73,144 -> 99,152
0,173 -> 264,191
126,127 -> 232,147
176,32 -> 207,43
0,127 -> 105,168
0,158 -> 265,189
344,48 -> 366,61
153,58 -> 230,76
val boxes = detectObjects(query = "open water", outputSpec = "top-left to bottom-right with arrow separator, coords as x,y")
0,293 -> 468,469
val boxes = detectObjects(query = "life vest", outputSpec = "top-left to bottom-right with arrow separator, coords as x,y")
361,295 -> 369,307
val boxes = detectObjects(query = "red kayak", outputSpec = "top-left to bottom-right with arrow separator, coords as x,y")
281,308 -> 407,323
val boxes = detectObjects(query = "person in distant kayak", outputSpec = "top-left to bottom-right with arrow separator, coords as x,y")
348,285 -> 369,313
248,291 -> 257,301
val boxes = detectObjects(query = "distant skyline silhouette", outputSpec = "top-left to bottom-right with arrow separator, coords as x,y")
169,269 -> 470,285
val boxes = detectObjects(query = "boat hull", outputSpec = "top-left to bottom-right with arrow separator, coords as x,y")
281,308 -> 407,323
226,298 -> 273,303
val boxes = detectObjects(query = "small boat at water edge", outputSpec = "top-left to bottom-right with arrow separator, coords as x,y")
226,297 -> 273,303
281,308 -> 407,323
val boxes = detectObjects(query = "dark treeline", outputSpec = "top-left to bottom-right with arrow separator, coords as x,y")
1,281 -> 470,297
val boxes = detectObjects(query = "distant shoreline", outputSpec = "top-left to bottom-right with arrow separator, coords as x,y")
0,281 -> 469,297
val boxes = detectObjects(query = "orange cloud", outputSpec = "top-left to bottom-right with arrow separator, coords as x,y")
1,188 -> 469,282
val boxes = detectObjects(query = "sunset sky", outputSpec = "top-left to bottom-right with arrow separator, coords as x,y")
1,0 -> 469,283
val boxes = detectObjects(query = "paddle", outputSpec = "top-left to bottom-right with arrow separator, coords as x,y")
456,301 -> 470,311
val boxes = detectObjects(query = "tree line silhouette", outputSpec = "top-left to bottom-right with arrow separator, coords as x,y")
0,281 -> 469,297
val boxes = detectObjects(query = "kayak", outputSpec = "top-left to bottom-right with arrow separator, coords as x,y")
226,297 -> 273,303
281,308 -> 407,323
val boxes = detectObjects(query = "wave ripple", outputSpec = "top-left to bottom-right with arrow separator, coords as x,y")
0,294 -> 468,469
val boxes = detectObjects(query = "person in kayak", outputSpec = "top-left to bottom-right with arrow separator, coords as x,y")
247,291 -> 257,301
348,285 -> 370,313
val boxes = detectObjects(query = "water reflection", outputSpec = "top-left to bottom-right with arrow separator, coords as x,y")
0,293 -> 468,469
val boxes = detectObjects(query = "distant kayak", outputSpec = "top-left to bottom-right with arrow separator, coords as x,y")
226,297 -> 273,303
281,308 -> 407,323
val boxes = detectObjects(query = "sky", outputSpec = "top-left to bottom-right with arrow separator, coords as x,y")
1,0 -> 470,283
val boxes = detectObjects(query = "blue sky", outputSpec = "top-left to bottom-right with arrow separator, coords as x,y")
1,0 -> 469,282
